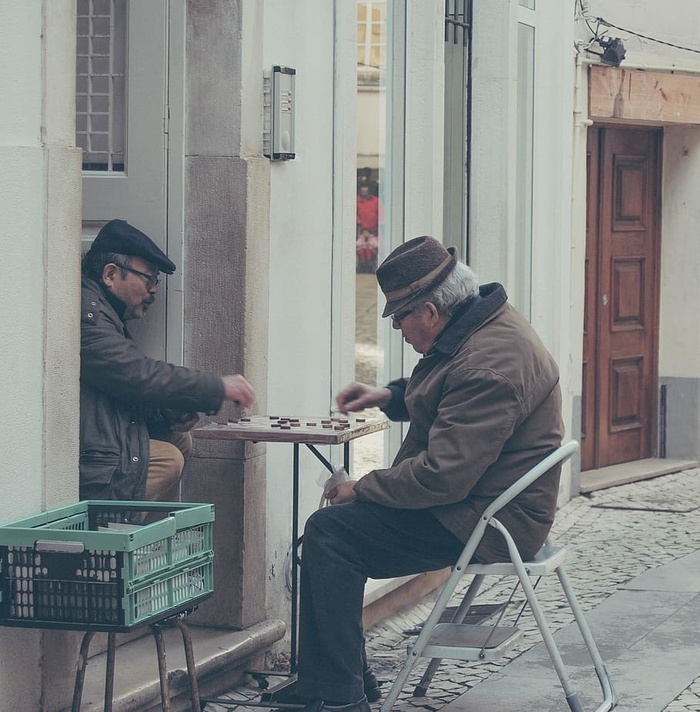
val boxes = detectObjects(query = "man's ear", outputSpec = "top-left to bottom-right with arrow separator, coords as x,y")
424,301 -> 441,323
101,263 -> 119,287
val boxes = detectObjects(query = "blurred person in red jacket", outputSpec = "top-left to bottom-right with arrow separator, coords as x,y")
356,183 -> 383,271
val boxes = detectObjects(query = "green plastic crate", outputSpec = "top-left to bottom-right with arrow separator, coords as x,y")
0,501 -> 214,631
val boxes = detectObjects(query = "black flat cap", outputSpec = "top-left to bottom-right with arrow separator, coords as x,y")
90,219 -> 176,274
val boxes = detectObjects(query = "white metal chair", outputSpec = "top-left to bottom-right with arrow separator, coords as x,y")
381,441 -> 616,712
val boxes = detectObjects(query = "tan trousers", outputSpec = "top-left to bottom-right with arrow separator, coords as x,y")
145,431 -> 193,502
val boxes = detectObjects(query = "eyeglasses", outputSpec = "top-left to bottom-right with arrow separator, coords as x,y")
117,264 -> 161,289
391,307 -> 415,326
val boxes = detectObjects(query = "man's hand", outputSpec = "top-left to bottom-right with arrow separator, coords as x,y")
325,480 -> 358,505
336,382 -> 392,414
222,375 -> 255,407
170,414 -> 200,432
156,409 -> 199,433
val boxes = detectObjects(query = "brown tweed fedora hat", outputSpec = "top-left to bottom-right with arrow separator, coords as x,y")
376,236 -> 458,318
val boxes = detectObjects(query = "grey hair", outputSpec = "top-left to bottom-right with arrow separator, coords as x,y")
406,261 -> 480,318
81,250 -> 133,282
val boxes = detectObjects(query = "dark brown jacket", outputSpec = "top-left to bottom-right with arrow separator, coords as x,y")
80,276 -> 224,500
353,283 -> 564,562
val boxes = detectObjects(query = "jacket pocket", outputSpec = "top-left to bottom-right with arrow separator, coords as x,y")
79,452 -> 120,499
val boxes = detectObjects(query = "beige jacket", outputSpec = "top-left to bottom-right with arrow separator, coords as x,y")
353,283 -> 564,562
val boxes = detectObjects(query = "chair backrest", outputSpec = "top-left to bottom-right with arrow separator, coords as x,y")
451,441 -> 579,575
482,440 -> 579,521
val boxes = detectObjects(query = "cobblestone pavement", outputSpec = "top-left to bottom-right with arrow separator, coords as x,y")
205,467 -> 700,712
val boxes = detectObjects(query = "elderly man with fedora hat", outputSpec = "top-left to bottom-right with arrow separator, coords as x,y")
79,219 -> 255,502
293,236 -> 563,711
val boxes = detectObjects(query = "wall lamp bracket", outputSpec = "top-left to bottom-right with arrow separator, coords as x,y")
588,36 -> 626,67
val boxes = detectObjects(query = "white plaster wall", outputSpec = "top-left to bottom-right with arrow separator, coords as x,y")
0,0 -> 79,520
43,0 -> 82,512
0,0 -> 45,524
659,126 -> 700,376
263,0 -> 342,630
0,2 -> 82,709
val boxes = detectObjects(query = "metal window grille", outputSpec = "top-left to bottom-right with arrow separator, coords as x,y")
76,0 -> 127,172
357,1 -> 386,70
445,0 -> 471,46
443,0 -> 473,260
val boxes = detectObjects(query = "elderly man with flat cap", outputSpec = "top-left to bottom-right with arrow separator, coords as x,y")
80,219 -> 254,502
293,236 -> 563,711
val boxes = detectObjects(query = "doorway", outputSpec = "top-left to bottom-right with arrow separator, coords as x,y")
582,126 -> 662,470
76,0 -> 171,360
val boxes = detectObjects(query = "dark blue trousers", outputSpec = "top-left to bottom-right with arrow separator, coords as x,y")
296,502 -> 465,703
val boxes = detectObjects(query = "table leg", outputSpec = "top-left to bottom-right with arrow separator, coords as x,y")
290,442 -> 300,673
290,442 -> 349,675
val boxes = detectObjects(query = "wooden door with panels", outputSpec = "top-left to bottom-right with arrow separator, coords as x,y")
582,126 -> 662,471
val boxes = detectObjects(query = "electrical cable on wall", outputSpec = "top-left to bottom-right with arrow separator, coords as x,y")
576,0 -> 700,59
594,16 -> 700,56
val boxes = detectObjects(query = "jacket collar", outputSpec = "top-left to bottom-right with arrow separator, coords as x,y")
82,275 -> 128,326
430,282 -> 508,356
99,282 -> 128,322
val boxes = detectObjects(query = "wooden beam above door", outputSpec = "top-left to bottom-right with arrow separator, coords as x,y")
589,65 -> 700,125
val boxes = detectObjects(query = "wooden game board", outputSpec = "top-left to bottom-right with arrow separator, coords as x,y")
193,414 -> 390,444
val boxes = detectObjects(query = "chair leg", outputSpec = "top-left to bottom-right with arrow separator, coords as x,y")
381,565 -> 473,712
511,563 -> 585,710
175,618 -> 202,712
487,527 -> 584,711
151,624 -> 172,712
556,565 -> 617,711
72,631 -> 96,712
413,574 -> 486,697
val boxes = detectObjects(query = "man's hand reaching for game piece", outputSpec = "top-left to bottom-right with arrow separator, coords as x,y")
221,374 -> 255,408
336,382 -> 392,414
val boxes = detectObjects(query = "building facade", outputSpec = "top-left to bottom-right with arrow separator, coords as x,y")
0,0 -> 698,707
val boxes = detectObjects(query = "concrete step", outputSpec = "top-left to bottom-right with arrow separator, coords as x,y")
580,458 -> 698,493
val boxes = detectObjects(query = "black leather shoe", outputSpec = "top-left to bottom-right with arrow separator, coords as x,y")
303,696 -> 371,712
363,668 -> 382,702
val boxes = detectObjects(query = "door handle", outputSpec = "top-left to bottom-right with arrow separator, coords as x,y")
602,294 -> 608,306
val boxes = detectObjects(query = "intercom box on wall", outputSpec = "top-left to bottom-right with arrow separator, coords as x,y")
263,65 -> 296,160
